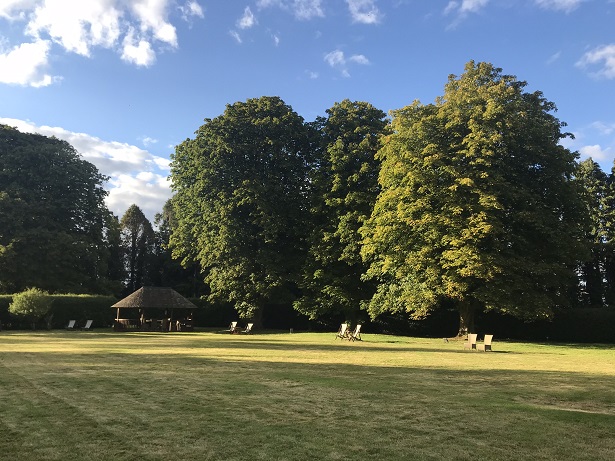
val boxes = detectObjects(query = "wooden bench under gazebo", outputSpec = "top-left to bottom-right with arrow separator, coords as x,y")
112,287 -> 197,332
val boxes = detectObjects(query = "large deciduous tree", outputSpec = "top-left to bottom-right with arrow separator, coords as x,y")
361,61 -> 586,335
0,125 -> 112,293
170,96 -> 313,322
295,100 -> 388,322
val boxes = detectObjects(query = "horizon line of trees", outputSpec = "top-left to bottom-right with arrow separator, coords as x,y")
2,61 -> 614,334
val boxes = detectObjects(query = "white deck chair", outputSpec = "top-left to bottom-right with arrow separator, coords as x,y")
477,334 -> 493,351
348,324 -> 362,341
242,323 -> 253,334
65,320 -> 77,330
335,323 -> 349,339
81,319 -> 93,331
227,321 -> 238,333
463,333 -> 478,350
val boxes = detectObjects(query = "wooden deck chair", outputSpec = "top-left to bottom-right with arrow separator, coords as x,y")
463,333 -> 478,350
477,334 -> 493,351
65,320 -> 77,330
242,323 -> 253,334
348,324 -> 362,341
335,323 -> 349,339
80,320 -> 93,331
226,321 -> 238,333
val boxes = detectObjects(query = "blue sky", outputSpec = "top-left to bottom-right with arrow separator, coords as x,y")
1,0 -> 614,221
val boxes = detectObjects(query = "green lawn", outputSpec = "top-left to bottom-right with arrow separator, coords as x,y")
1,331 -> 614,461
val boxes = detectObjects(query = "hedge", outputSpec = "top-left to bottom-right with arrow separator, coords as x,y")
1,293 -> 614,343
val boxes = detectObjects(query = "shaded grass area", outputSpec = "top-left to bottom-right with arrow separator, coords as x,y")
1,332 -> 614,461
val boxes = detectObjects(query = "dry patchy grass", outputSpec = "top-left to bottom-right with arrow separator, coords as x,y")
0,331 -> 614,460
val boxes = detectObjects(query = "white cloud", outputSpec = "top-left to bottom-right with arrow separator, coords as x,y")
107,172 -> 172,221
25,0 -> 122,56
0,39 -> 56,87
0,0 -> 203,84
307,70 -> 319,79
256,0 -> 324,20
324,50 -> 345,67
534,0 -> 584,13
576,44 -> 615,79
579,144 -> 612,162
0,117 -> 172,220
346,0 -> 382,24
324,49 -> 370,77
121,29 -> 156,67
0,0 -> 38,20
349,54 -> 370,65
237,6 -> 257,29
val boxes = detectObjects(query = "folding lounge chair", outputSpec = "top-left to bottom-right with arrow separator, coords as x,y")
227,321 -> 238,333
242,323 -> 253,334
81,319 -> 94,331
477,334 -> 493,352
65,320 -> 77,330
463,333 -> 477,350
348,324 -> 362,341
335,323 -> 349,339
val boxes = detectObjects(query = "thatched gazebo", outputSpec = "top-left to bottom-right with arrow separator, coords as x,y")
112,286 -> 197,332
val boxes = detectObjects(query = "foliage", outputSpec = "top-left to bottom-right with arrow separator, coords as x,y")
361,61 -> 586,335
295,100 -> 388,321
170,96 -> 313,320
575,158 -> 609,307
151,198 -> 206,297
8,288 -> 52,327
0,125 -> 114,294
120,204 -> 154,293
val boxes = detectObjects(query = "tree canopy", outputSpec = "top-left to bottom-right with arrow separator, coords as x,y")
120,204 -> 154,294
0,125 -> 113,293
295,99 -> 388,321
169,96 -> 313,320
361,61 -> 586,334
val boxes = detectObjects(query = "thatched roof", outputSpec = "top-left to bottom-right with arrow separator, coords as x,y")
111,287 -> 197,309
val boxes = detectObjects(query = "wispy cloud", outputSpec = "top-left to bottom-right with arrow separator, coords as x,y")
576,44 -> 615,79
591,121 -> 615,136
257,0 -> 324,20
0,117 -> 172,220
324,49 -> 370,77
178,1 -> 205,21
229,30 -> 243,44
141,136 -> 159,147
444,0 -> 490,15
0,0 -> 205,85
346,0 -> 383,24
534,0 -> 585,13
546,51 -> 561,65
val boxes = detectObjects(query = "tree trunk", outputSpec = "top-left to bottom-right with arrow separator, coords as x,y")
457,301 -> 476,337
251,307 -> 264,329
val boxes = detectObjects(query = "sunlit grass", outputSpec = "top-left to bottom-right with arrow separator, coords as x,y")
1,331 -> 614,460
